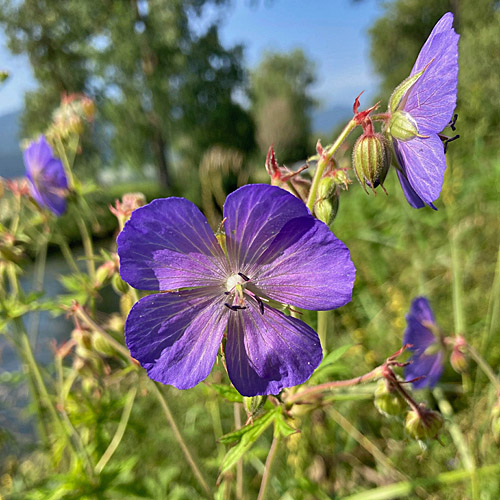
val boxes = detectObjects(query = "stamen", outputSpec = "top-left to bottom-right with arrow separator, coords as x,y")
449,113 -> 458,131
224,291 -> 230,295
238,272 -> 250,281
443,134 -> 460,154
224,303 -> 247,311
254,296 -> 265,315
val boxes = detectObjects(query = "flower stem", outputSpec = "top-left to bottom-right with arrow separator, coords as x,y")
234,403 -> 244,500
256,433 -> 281,500
286,365 -> 383,405
306,119 -> 357,212
150,382 -> 212,496
466,343 -> 500,390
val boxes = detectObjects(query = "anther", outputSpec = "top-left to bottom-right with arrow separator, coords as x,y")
254,296 -> 265,315
449,113 -> 458,131
224,303 -> 247,311
443,134 -> 460,154
238,272 -> 250,281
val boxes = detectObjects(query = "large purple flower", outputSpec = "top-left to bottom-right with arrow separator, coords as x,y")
117,184 -> 356,396
403,297 -> 444,389
24,135 -> 68,216
389,12 -> 459,209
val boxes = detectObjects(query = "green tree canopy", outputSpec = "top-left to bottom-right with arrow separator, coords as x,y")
0,0 -> 254,187
250,49 -> 316,163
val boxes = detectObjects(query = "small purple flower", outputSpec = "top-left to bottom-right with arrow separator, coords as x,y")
117,184 -> 356,396
403,297 -> 444,389
24,136 -> 69,216
390,12 -> 459,209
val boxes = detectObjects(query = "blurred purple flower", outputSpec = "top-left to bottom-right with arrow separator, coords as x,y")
392,12 -> 459,209
24,136 -> 68,216
117,184 -> 356,396
403,297 -> 443,389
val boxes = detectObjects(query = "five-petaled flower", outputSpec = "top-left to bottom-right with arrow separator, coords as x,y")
388,12 -> 459,209
117,184 -> 356,396
24,135 -> 69,216
403,297 -> 443,389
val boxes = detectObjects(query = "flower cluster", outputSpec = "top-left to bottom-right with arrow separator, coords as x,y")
118,184 -> 355,396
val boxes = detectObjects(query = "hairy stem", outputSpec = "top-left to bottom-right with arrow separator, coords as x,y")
256,433 -> 281,500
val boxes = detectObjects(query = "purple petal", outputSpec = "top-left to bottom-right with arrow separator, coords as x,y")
404,350 -> 444,389
406,13 -> 459,132
394,134 -> 445,206
24,136 -> 68,216
118,198 -> 229,291
252,216 -> 355,310
225,299 -> 323,396
223,184 -> 310,271
125,288 -> 228,390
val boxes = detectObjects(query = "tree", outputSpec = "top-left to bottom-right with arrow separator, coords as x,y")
250,49 -> 316,163
0,0 -> 253,187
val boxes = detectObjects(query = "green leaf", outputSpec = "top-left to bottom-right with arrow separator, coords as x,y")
219,409 -> 277,473
274,411 -> 299,438
210,383 -> 244,403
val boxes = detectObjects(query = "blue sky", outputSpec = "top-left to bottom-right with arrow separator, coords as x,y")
0,0 -> 383,116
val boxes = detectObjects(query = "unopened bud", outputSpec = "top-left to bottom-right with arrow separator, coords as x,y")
110,192 -> 146,229
374,380 -> 406,417
92,332 -> 115,357
353,133 -> 390,194
315,177 -> 339,226
405,406 -> 443,440
450,345 -> 468,374
244,395 -> 266,419
81,97 -> 96,120
95,260 -> 117,288
112,273 -> 129,295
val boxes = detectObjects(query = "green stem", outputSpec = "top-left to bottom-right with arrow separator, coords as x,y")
95,385 -> 137,474
54,135 -> 75,188
74,209 -> 96,281
306,119 -> 357,212
342,462 -> 500,500
151,382 -> 212,496
317,310 -> 329,353
256,433 -> 281,500
286,365 -> 382,405
467,344 -> 500,390
234,403 -> 244,500
433,387 -> 479,500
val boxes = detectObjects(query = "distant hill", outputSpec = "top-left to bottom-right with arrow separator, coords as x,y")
311,104 -> 352,134
0,110 -> 24,178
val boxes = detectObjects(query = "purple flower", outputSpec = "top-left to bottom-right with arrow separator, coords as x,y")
403,297 -> 443,389
24,136 -> 68,216
117,184 -> 356,396
390,13 -> 459,209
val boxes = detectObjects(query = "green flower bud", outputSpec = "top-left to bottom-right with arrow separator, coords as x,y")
92,332 -> 116,357
244,395 -> 267,419
387,111 -> 420,142
112,273 -> 129,295
374,380 -> 406,417
353,133 -> 390,194
315,177 -> 340,226
450,344 -> 468,374
405,406 -> 443,440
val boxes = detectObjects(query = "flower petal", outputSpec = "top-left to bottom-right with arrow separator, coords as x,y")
223,184 -> 310,271
225,299 -> 322,396
125,288 -> 228,390
253,216 -> 355,310
118,198 -> 228,291
404,351 -> 443,389
394,134 -> 445,206
406,13 -> 459,132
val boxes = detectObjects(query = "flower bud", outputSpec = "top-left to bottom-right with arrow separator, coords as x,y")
92,332 -> 116,357
244,395 -> 266,419
315,177 -> 340,226
450,344 -> 468,374
405,406 -> 443,440
112,273 -> 129,295
374,380 -> 406,417
353,133 -> 390,194
81,97 -> 96,120
110,192 -> 146,229
387,111 -> 420,142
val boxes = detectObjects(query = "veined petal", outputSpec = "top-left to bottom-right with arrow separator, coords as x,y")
225,299 -> 322,396
395,169 -> 426,209
118,198 -> 229,291
23,136 -> 53,174
253,216 -> 355,310
406,13 -> 459,132
223,184 -> 310,272
394,134 -> 445,206
125,288 -> 228,390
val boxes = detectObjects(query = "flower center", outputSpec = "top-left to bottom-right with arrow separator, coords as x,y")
226,273 -> 246,292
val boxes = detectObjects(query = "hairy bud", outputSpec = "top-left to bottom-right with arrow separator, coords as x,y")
353,133 -> 390,194
315,177 -> 340,226
374,380 -> 406,417
405,406 -> 443,440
